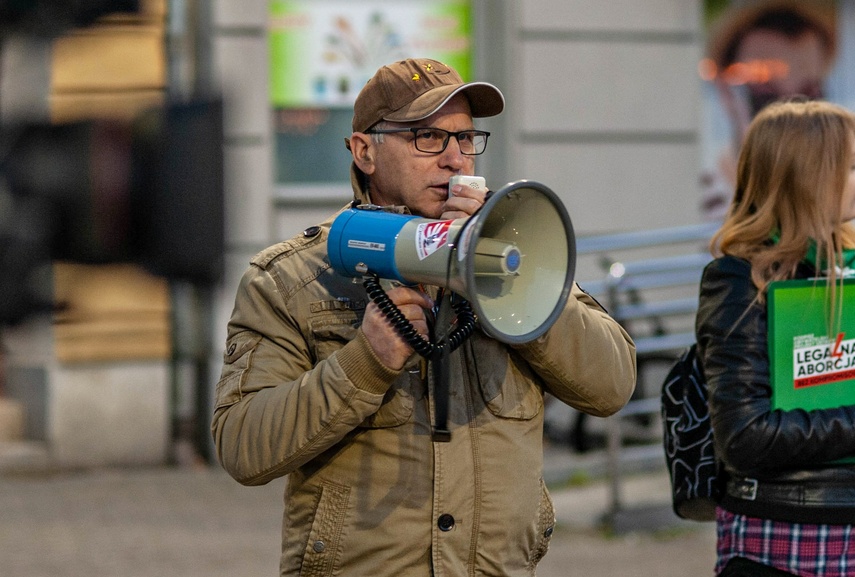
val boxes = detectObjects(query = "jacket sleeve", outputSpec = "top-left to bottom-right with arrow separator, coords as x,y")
696,257 -> 855,474
211,262 -> 401,486
514,283 -> 637,417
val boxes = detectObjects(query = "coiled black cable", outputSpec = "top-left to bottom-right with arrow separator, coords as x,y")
362,273 -> 476,361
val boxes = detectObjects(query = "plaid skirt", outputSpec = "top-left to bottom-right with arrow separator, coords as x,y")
716,507 -> 854,576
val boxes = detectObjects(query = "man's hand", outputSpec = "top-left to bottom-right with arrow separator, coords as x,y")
361,286 -> 434,370
441,181 -> 487,220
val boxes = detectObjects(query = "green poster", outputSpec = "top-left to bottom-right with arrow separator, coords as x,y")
767,279 -> 855,413
270,1 -> 473,109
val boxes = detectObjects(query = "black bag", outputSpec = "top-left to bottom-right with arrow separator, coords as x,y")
660,343 -> 722,521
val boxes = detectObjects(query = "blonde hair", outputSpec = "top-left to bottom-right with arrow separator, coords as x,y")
712,100 -> 855,328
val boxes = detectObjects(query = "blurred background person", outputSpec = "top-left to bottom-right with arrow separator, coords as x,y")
699,0 -> 837,220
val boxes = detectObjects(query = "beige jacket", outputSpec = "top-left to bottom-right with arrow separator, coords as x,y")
213,191 -> 636,577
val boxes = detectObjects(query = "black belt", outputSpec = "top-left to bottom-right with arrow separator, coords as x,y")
727,476 -> 855,505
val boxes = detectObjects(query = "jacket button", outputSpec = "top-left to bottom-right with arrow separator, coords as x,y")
303,225 -> 321,238
312,540 -> 326,553
544,526 -> 554,538
437,513 -> 455,531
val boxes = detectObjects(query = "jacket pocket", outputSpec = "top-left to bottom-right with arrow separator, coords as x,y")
308,308 -> 361,363
469,332 -> 543,420
215,331 -> 262,410
310,306 -> 415,428
358,373 -> 416,428
300,481 -> 351,577
529,479 -> 555,569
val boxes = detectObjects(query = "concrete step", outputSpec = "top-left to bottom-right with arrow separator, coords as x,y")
0,398 -> 25,441
0,440 -> 52,475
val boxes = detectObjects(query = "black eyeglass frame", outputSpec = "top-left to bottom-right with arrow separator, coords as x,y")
365,127 -> 491,155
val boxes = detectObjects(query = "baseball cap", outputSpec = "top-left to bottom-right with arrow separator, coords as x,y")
706,0 -> 836,70
351,58 -> 505,133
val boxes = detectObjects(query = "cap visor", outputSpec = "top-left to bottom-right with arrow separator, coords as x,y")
384,82 -> 505,123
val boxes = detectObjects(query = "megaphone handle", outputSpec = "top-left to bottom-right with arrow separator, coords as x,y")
361,274 -> 476,361
362,274 -> 436,359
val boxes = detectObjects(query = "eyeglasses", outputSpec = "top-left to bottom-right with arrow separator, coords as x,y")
366,127 -> 490,155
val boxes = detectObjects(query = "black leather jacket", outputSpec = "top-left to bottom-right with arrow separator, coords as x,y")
696,255 -> 855,524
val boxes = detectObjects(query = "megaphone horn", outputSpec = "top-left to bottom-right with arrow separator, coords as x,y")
327,180 -> 576,345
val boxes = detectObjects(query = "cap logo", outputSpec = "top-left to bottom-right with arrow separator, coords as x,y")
420,61 -> 450,76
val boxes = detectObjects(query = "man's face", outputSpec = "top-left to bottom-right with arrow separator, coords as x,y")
364,95 -> 477,219
735,28 -> 827,116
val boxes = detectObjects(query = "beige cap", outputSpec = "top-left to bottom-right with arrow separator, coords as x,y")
351,58 -> 504,133
706,0 -> 836,69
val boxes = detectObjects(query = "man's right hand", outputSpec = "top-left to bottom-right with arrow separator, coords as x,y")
361,286 -> 434,370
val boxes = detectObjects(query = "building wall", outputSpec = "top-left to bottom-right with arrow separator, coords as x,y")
496,1 -> 702,235
210,0 -> 274,364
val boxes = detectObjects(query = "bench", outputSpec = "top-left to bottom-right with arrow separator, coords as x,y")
572,221 -> 719,521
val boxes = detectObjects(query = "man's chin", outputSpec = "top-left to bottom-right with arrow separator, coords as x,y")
415,204 -> 446,220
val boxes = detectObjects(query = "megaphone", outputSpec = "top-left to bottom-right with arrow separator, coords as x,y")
328,180 -> 576,345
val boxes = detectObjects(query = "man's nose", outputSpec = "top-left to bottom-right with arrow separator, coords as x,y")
439,135 -> 467,169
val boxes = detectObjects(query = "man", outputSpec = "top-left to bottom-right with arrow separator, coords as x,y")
700,0 -> 837,219
212,58 -> 636,576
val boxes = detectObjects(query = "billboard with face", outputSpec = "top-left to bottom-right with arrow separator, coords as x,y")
699,0 -> 855,220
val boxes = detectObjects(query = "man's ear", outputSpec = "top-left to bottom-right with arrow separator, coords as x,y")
349,132 -> 375,175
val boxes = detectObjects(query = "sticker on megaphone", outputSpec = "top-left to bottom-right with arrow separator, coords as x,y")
449,175 -> 487,197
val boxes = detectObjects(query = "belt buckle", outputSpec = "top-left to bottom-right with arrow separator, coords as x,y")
740,478 -> 758,501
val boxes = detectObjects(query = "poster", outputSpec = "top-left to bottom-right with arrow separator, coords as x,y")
698,0 -> 855,220
270,1 -> 473,108
767,278 -> 855,463
767,278 -> 855,407
270,0 -> 474,189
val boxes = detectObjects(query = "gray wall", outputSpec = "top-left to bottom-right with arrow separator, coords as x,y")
492,1 -> 702,235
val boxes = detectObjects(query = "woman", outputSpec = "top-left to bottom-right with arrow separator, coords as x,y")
696,99 -> 855,577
